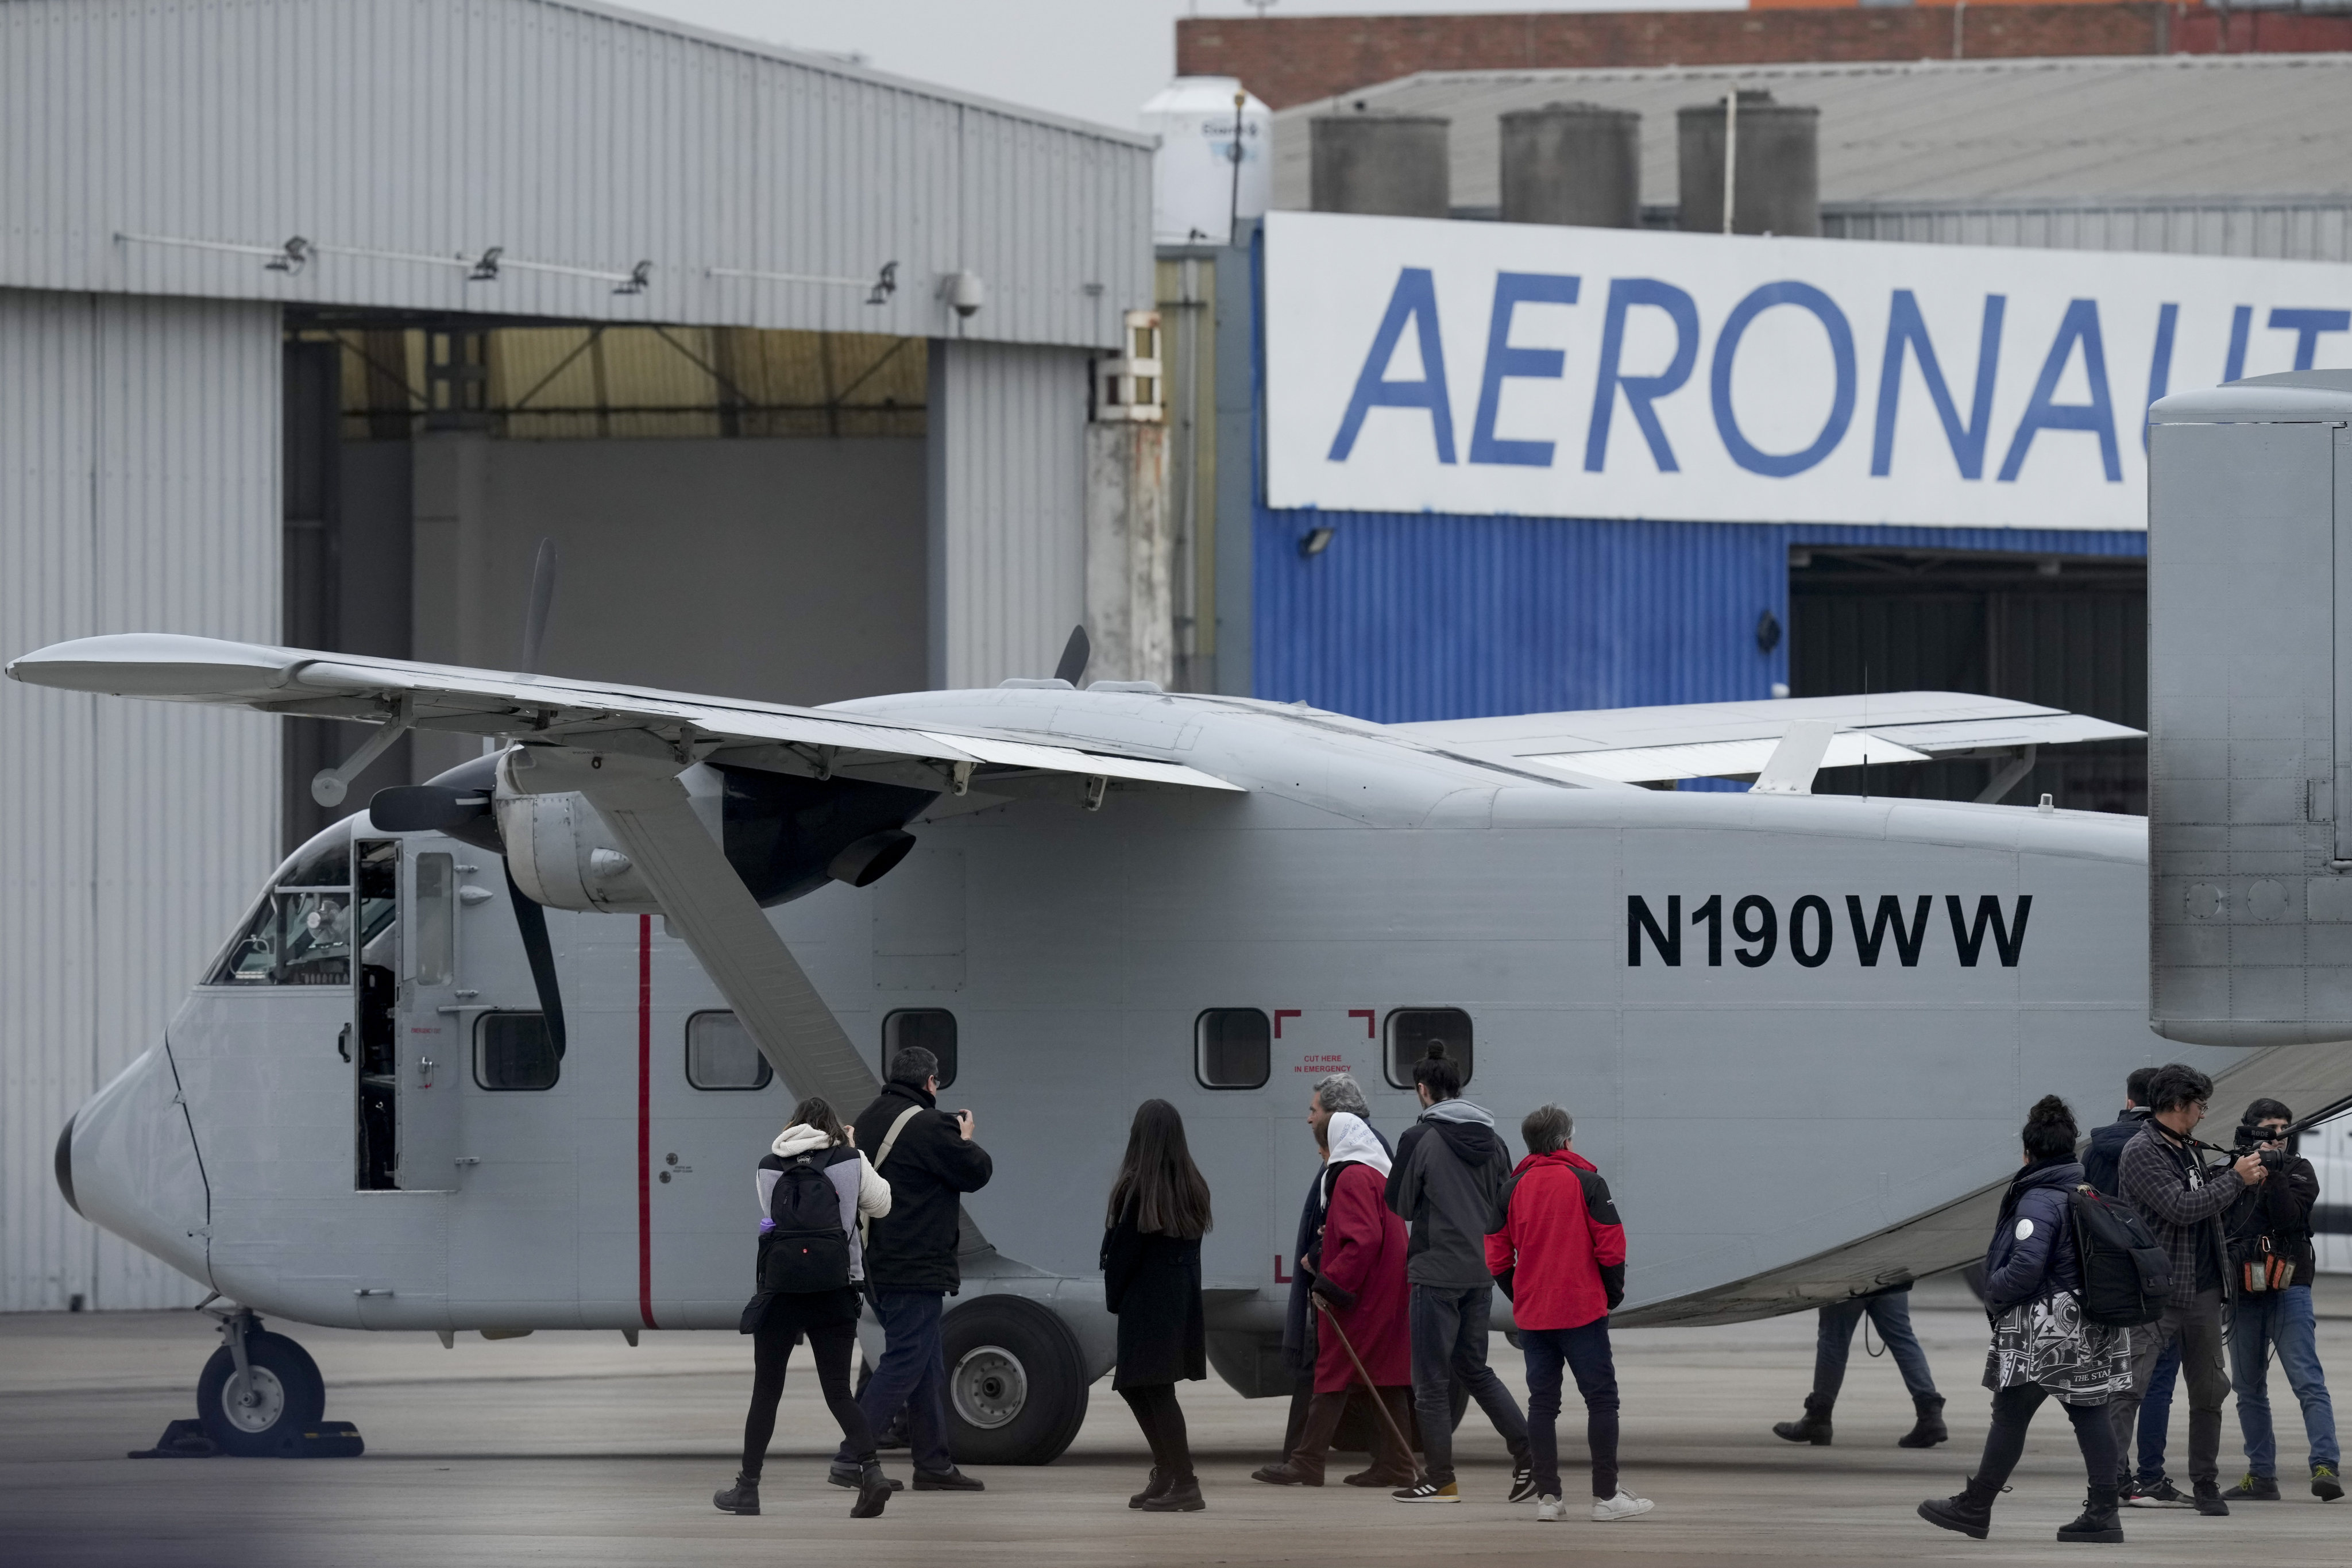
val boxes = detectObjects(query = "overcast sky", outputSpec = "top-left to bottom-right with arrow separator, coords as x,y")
624,1 -> 1738,130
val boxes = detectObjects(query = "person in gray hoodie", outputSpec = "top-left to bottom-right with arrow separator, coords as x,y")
1383,1044 -> 1533,1504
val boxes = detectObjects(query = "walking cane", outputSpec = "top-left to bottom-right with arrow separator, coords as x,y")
1313,1293 -> 1423,1481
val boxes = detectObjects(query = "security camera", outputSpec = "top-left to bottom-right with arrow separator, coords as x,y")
944,269 -> 986,318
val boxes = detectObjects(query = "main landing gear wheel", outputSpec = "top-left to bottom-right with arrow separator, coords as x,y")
195,1324 -> 326,1456
940,1295 -> 1088,1466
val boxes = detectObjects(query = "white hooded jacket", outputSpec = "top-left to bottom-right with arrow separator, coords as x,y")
758,1122 -> 893,1283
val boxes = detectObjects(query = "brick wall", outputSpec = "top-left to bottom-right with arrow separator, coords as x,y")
1176,6 -> 2352,110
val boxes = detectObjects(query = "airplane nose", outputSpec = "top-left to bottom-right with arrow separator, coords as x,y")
55,1114 -> 79,1216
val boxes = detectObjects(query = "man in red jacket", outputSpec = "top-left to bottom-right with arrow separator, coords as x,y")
1486,1104 -> 1653,1523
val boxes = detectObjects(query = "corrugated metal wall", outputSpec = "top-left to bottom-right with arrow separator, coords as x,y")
1251,508 -> 2146,724
0,0 -> 1150,348
926,340 -> 1091,689
0,289 -> 280,1311
1822,199 -> 2352,264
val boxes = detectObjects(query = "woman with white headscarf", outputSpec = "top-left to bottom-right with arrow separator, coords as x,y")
1252,1109 -> 1416,1487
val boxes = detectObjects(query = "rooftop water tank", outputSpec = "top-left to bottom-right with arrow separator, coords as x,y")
1677,90 -> 1819,237
1500,102 -> 1640,229
1142,76 -> 1270,246
1311,112 -> 1450,219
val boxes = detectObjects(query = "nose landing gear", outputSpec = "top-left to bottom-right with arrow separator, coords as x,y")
191,1307 -> 336,1457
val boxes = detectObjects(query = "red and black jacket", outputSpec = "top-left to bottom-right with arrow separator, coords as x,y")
1484,1149 -> 1627,1331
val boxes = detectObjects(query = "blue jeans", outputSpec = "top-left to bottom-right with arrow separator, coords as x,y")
1408,1283 -> 1529,1487
2230,1285 -> 2340,1477
2134,1340 -> 2181,1484
1521,1317 -> 1620,1500
1813,1290 -> 1937,1403
832,1291 -> 950,1474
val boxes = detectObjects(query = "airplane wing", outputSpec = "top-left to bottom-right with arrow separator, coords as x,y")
1389,692 -> 2142,786
4,634 -> 1243,794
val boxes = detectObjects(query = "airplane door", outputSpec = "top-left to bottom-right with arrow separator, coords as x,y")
396,846 -> 464,1191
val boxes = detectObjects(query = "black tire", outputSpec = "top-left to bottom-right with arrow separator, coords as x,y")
195,1330 -> 326,1457
940,1295 -> 1090,1466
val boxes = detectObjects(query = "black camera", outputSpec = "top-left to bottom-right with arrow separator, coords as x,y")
2232,1127 -> 2292,1170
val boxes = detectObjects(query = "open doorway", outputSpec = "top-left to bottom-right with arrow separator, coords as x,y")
1788,546 -> 2146,813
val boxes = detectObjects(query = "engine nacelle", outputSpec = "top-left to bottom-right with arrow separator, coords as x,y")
491,756 -> 686,913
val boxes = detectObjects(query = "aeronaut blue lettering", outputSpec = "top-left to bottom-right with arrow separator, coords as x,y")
1468,272 -> 1579,467
1996,299 -> 2119,484
1584,278 -> 1700,473
1328,267 -> 1457,464
1871,290 -> 2005,480
2270,307 -> 2352,372
1710,281 -> 1856,478
1626,893 -> 2031,968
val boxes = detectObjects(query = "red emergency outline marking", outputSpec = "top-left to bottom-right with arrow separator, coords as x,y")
1347,1009 -> 1374,1037
1274,1009 -> 1301,1038
1275,1254 -> 1291,1284
637,914 -> 658,1331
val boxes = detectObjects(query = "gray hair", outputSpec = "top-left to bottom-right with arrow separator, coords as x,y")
1312,1072 -> 1369,1118
1521,1104 -> 1574,1155
887,1045 -> 940,1089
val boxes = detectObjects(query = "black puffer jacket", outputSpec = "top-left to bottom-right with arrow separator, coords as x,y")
1983,1157 -> 2086,1314
849,1080 -> 993,1295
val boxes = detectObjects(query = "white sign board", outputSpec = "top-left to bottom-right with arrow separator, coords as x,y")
1263,210 -> 2352,530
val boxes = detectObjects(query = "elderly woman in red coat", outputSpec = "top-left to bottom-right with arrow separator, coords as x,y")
1251,1110 -> 1416,1487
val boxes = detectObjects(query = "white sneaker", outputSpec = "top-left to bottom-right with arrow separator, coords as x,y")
1592,1490 -> 1655,1521
1535,1494 -> 1565,1521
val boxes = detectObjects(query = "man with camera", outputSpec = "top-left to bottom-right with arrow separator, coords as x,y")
2088,1067 -> 2192,1507
827,1045 -> 993,1493
2109,1063 -> 2267,1515
2220,1098 -> 2341,1503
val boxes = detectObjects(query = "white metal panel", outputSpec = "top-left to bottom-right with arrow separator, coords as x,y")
0,289 -> 279,1311
926,340 -> 1090,689
0,0 -> 1150,349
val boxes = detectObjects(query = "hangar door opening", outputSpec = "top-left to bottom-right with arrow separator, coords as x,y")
1789,546 -> 2146,814
281,320 -> 930,849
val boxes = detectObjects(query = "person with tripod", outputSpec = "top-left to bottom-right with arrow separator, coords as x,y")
1252,1109 -> 1415,1488
2220,1098 -> 2341,1503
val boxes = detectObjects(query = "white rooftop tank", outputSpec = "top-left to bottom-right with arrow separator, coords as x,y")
1141,76 -> 1270,246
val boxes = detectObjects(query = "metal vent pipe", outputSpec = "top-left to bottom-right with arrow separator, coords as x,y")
1499,102 -> 1640,229
1310,113 -> 1450,219
1676,90 -> 1819,237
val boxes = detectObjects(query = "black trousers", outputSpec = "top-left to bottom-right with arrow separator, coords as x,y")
1977,1383 -> 2117,1491
1121,1383 -> 1195,1480
741,1317 -> 873,1480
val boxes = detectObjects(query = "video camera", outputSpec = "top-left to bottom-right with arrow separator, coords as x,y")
2230,1125 -> 2295,1172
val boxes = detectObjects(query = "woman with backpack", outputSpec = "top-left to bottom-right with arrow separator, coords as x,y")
1100,1099 -> 1213,1512
715,1095 -> 894,1520
1920,1095 -> 2133,1544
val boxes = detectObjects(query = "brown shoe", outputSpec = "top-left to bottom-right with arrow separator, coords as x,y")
1342,1463 -> 1418,1488
1250,1457 -> 1326,1486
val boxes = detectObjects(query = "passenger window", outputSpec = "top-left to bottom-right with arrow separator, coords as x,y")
476,1013 -> 559,1090
882,1009 -> 957,1090
1385,1008 -> 1473,1090
686,1011 -> 773,1091
412,852 -> 454,986
1195,1009 -> 1270,1089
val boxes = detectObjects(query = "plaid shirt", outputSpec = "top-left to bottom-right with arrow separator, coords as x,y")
2117,1122 -> 2245,1309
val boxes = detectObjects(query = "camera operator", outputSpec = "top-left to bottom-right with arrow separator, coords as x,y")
2220,1098 -> 2341,1503
2087,1068 -> 2189,1507
2108,1063 -> 2266,1515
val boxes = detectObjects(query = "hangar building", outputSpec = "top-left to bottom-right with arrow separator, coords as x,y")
0,0 -> 1152,1310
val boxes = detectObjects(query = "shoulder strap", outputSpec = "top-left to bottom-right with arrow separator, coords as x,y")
872,1104 -> 925,1171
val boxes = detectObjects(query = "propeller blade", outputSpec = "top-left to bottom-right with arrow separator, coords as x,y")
520,538 -> 559,674
1053,624 -> 1090,687
503,862 -> 568,1057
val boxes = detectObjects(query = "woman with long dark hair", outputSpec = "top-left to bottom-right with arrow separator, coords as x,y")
1920,1095 -> 2131,1544
1101,1098 -> 1214,1512
714,1094 -> 894,1519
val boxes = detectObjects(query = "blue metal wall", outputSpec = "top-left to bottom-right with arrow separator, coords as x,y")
1252,508 -> 2146,724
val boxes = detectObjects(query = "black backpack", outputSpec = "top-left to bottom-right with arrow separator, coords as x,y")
760,1148 -> 855,1295
2068,1185 -> 2171,1327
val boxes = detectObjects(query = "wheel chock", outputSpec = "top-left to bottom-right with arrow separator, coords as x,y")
128,1419 -> 218,1458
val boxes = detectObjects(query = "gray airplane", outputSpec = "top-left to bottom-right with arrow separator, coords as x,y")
6,625 -> 2251,1465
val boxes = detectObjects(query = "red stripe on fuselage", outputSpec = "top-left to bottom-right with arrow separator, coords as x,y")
637,913 -> 658,1330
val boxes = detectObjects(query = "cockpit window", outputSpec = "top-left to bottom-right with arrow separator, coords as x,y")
206,820 -> 357,986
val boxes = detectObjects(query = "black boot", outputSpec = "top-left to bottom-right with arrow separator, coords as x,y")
1898,1394 -> 1949,1449
1130,1467 -> 1170,1509
1773,1395 -> 1835,1446
1919,1475 -> 2002,1539
2056,1484 -> 2123,1543
851,1461 -> 893,1519
1141,1472 -> 1206,1512
712,1471 -> 760,1515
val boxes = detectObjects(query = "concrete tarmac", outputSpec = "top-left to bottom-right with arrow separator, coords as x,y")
5,1280 -> 2348,1568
